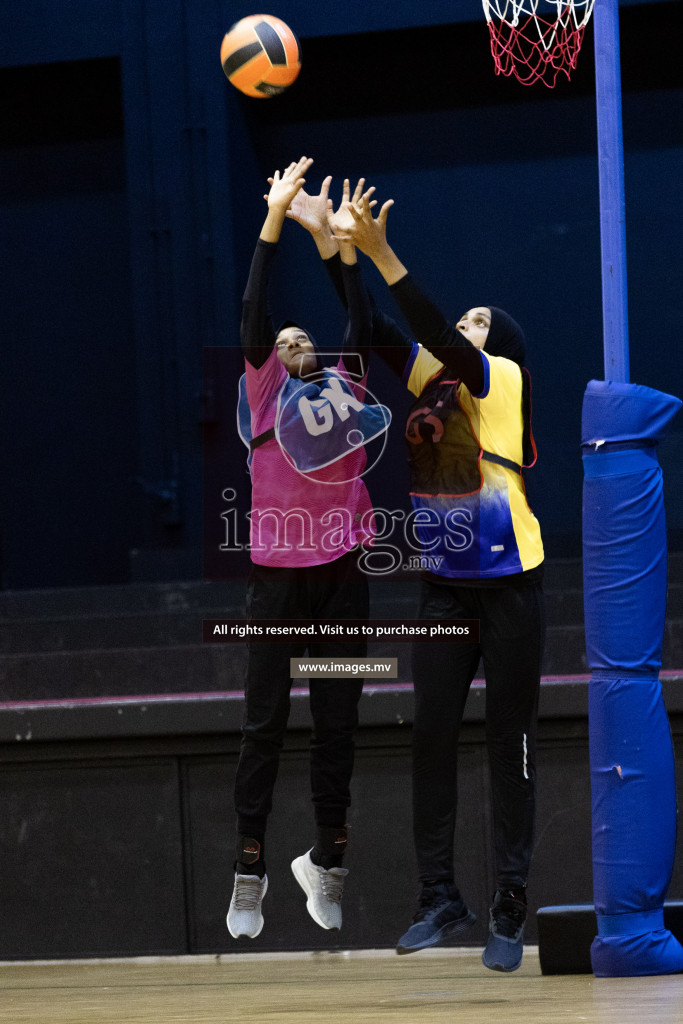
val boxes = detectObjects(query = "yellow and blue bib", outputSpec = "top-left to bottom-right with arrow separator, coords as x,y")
403,343 -> 543,579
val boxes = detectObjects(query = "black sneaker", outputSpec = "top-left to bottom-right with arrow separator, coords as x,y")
482,888 -> 527,972
396,882 -> 476,955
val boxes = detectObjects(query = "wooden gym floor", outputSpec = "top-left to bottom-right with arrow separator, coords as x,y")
1,948 -> 683,1024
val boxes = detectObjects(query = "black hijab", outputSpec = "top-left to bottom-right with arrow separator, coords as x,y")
484,306 -> 536,469
485,306 -> 526,368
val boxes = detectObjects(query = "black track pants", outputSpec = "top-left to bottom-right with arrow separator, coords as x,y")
234,549 -> 368,838
411,576 -> 545,888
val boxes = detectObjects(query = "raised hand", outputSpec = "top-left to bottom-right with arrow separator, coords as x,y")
259,157 -> 313,244
327,178 -> 376,236
330,191 -> 394,260
265,156 -> 313,214
323,179 -> 374,265
330,192 -> 405,285
281,175 -> 333,235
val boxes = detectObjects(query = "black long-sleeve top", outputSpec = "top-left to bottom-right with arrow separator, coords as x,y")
241,239 -> 371,376
323,253 -> 485,395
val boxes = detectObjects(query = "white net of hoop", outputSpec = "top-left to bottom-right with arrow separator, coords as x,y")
482,1 -> 597,87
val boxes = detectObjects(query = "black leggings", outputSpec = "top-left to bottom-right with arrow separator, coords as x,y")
234,549 -> 368,839
411,576 -> 545,889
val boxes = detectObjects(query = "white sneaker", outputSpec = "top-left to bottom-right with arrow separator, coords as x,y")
291,850 -> 347,931
227,873 -> 268,938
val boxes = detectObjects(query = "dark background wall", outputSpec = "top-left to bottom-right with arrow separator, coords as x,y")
2,0 -> 682,591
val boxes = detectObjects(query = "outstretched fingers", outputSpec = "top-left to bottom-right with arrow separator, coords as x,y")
351,178 -> 366,205
362,189 -> 377,210
293,155 -> 313,176
348,193 -> 383,223
265,157 -> 315,215
377,198 -> 394,226
280,156 -> 313,184
348,201 -> 363,223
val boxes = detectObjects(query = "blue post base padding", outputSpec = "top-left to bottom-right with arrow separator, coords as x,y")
592,912 -> 683,977
588,672 -> 683,976
583,380 -> 683,977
